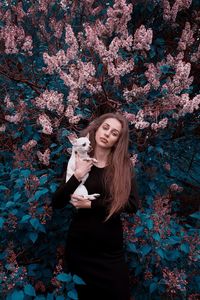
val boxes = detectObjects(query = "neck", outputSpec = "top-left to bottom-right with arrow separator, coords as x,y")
94,146 -> 111,166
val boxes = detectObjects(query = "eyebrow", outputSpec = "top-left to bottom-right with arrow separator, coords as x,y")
103,123 -> 120,133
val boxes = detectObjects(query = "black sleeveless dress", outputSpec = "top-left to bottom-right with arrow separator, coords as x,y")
52,165 -> 138,300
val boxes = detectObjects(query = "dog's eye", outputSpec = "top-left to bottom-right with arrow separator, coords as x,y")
82,143 -> 86,146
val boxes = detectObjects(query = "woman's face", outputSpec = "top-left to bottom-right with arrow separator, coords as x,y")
95,118 -> 122,149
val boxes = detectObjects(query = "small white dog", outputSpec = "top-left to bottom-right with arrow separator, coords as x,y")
66,133 -> 100,200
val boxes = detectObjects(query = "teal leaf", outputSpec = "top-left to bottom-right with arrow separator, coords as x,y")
30,218 -> 40,230
20,215 -> 31,223
14,192 -> 21,201
146,219 -> 153,230
21,169 -> 31,177
0,185 -> 8,191
140,245 -> 152,256
180,243 -> 190,254
47,293 -> 54,300
156,248 -> 165,258
55,296 -> 65,300
11,290 -> 24,300
150,282 -> 157,293
152,233 -> 160,241
40,175 -> 48,185
189,212 -> 200,219
0,217 -> 4,229
73,274 -> 86,285
34,188 -> 49,200
127,243 -> 137,253
24,284 -> 36,297
67,289 -> 78,300
29,232 -> 38,243
135,226 -> 144,235
56,273 -> 72,282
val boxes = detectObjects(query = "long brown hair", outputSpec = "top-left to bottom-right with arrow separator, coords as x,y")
80,112 -> 134,221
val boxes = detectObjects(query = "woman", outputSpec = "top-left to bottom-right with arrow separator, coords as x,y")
52,112 -> 139,300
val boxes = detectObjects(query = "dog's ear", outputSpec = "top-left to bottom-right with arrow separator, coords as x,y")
86,132 -> 90,139
68,133 -> 78,145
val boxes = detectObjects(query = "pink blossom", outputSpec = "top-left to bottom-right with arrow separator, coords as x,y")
22,35 -> 33,55
135,121 -> 150,130
35,90 -> 64,115
163,0 -> 192,22
37,148 -> 50,166
5,113 -> 23,124
178,94 -> 200,116
0,124 -> 6,132
161,60 -> 193,94
43,50 -> 69,74
164,162 -> 171,171
107,59 -> 134,80
191,44 -> 200,63
162,268 -> 188,294
37,113 -> 53,135
178,22 -> 194,51
130,154 -> 138,167
38,0 -> 50,13
170,183 -> 183,192
133,25 -> 153,51
12,2 -> 26,22
145,63 -> 160,89
151,118 -> 168,131
22,140 -> 38,151
123,112 -> 136,124
123,84 -> 151,102
106,0 -> 133,37
66,90 -> 79,107
65,24 -> 79,59
50,18 -> 64,39
4,95 -> 14,109
69,115 -> 82,124
0,25 -> 25,54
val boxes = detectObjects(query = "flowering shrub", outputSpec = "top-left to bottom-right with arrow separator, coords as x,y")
0,0 -> 199,299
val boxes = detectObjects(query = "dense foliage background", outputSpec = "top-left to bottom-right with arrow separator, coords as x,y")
0,0 -> 200,299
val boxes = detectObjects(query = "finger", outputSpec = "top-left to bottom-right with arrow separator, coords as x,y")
71,194 -> 85,201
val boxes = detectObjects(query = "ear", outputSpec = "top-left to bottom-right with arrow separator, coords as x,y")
68,133 -> 78,145
86,132 -> 90,139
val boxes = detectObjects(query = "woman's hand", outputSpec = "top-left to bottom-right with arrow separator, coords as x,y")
74,153 -> 94,181
70,194 -> 91,209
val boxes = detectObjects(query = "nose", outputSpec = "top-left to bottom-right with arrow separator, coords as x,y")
104,132 -> 109,137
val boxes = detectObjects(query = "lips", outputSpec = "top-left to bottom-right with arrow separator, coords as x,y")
100,138 -> 108,144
